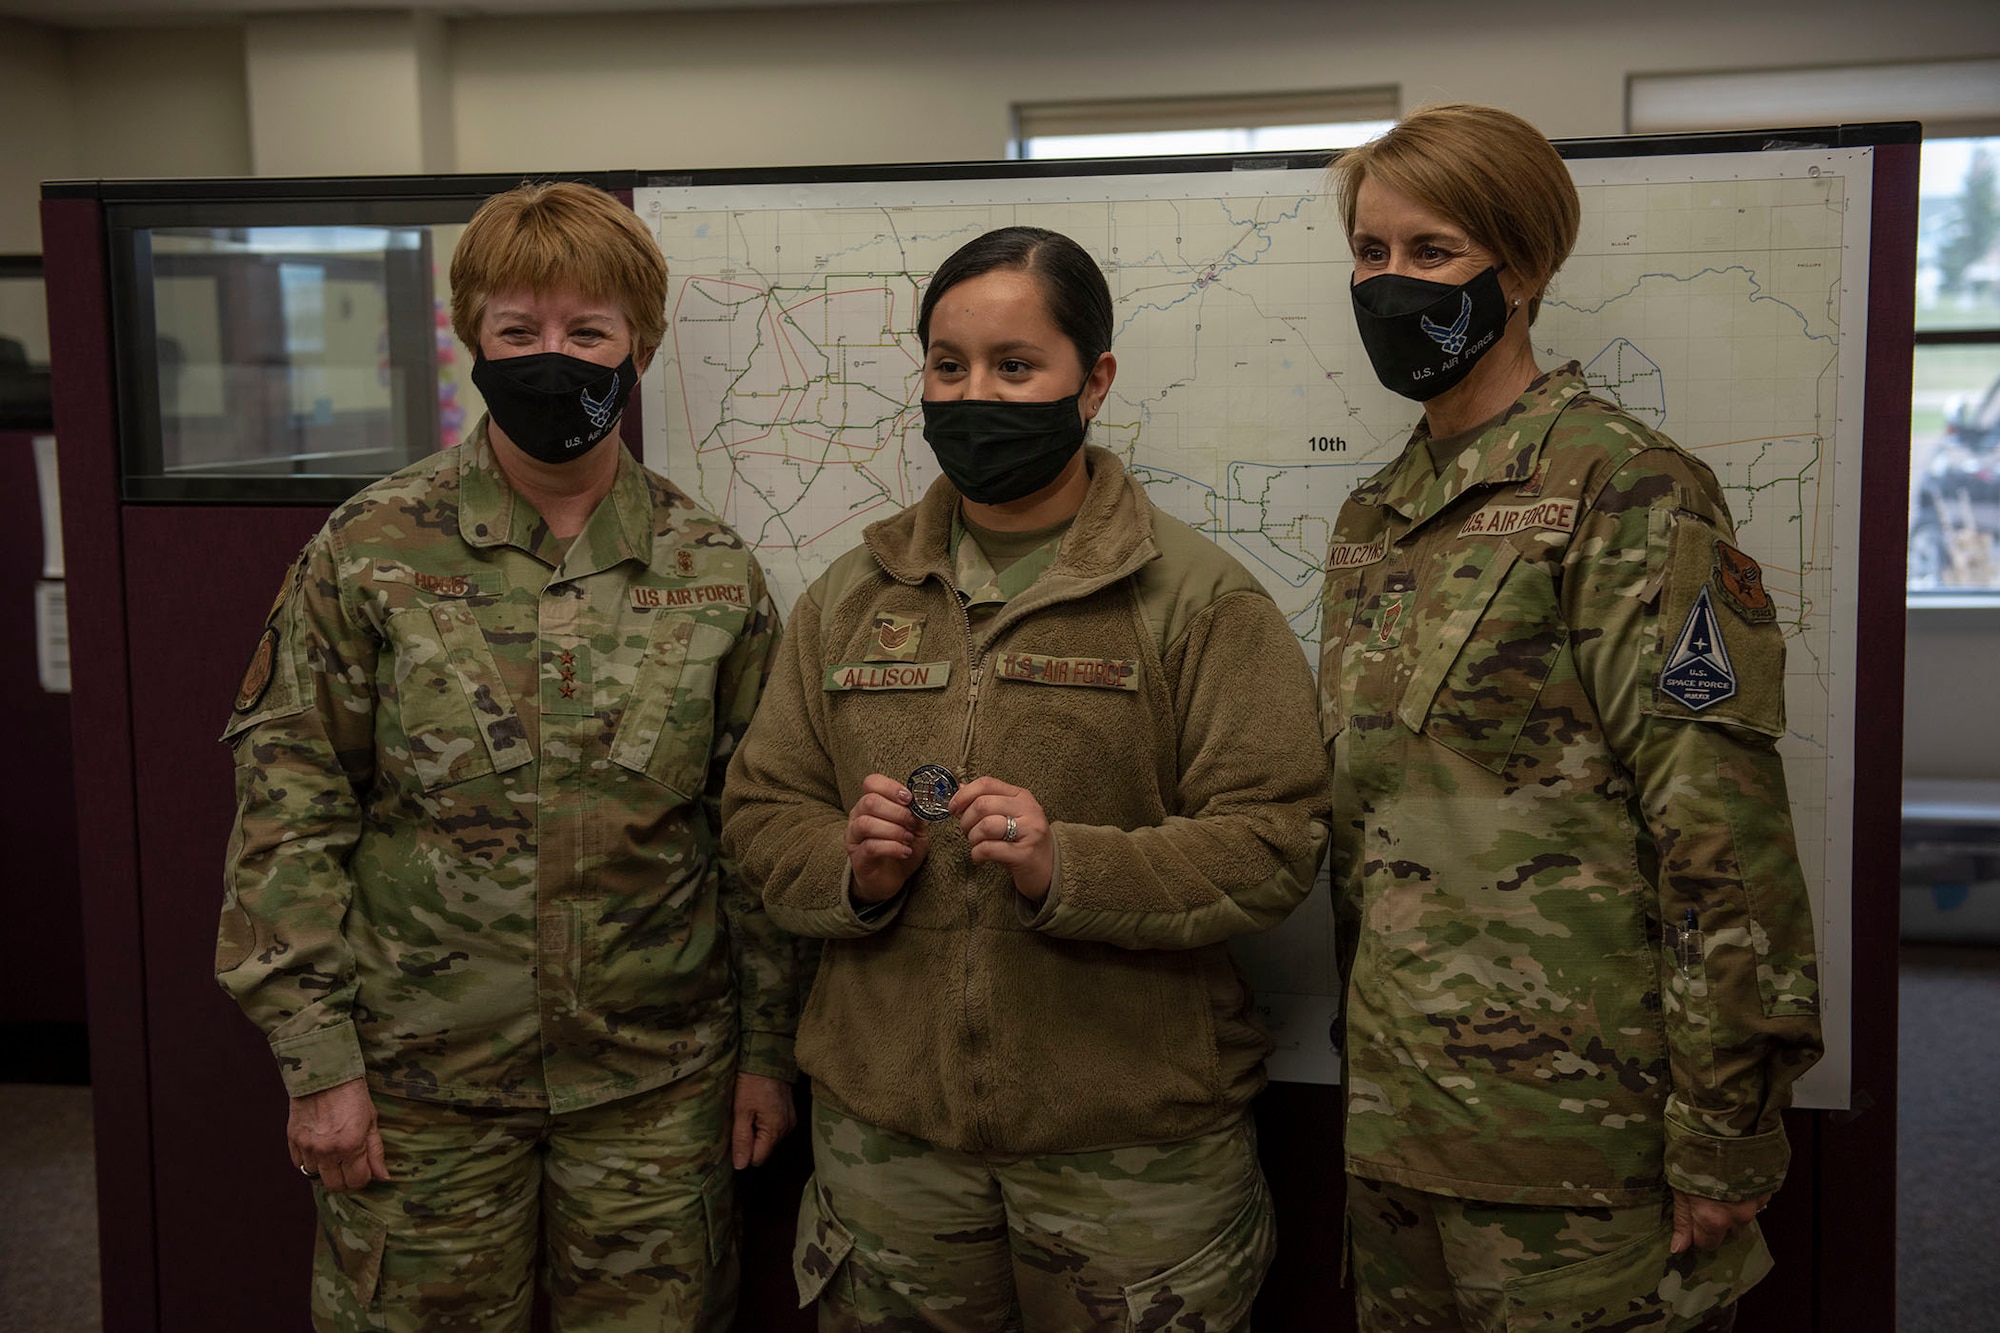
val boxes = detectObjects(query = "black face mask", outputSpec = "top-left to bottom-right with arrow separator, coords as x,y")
1350,267 -> 1511,402
921,392 -> 1089,505
472,351 -> 634,464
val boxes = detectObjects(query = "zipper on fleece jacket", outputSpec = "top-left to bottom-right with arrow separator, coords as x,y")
947,579 -> 995,1148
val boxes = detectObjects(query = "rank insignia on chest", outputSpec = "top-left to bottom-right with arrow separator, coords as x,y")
1658,586 -> 1737,711
1369,595 -> 1405,650
868,614 -> 925,662
1712,541 -> 1776,623
675,548 -> 696,576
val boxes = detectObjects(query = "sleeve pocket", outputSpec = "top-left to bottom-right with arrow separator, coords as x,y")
610,612 -> 736,802
220,625 -> 310,744
791,1175 -> 855,1308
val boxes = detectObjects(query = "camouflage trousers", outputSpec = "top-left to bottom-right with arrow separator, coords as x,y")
793,1099 -> 1274,1332
311,1054 -> 738,1332
1347,1175 -> 1772,1332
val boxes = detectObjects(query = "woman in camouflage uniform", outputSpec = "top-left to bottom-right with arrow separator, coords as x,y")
1318,105 -> 1825,1333
723,226 -> 1331,1330
217,181 -> 797,1332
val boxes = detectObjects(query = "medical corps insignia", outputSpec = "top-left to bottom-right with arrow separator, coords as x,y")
1658,586 -> 1737,711
1713,540 -> 1776,623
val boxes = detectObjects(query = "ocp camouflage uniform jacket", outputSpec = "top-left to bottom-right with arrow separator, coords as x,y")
217,422 -> 795,1112
1319,365 -> 1823,1208
722,446 -> 1331,1156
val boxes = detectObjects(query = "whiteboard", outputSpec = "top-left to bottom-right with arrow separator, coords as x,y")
639,140 -> 1884,1108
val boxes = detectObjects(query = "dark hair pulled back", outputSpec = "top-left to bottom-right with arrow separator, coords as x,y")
917,226 -> 1113,375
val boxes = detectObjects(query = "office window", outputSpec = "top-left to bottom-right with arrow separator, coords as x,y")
1631,59 -> 2000,598
1912,137 -> 2000,592
1012,88 -> 1396,160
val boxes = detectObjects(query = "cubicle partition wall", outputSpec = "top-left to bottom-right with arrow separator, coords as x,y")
41,131 -> 1912,1331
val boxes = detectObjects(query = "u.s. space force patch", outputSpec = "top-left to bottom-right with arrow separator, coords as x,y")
1657,586 -> 1736,711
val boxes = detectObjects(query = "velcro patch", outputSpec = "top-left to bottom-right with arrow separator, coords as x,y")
823,661 -> 952,692
369,562 -> 477,598
1657,586 -> 1737,711
233,626 -> 279,714
413,571 -> 476,597
632,582 -> 748,610
1325,538 -> 1389,570
868,614 -> 925,662
1712,541 -> 1776,623
994,652 -> 1139,691
1456,498 -> 1578,540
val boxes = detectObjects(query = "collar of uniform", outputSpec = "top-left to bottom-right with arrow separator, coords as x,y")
866,444 -> 1157,594
455,416 -> 653,574
562,444 -> 657,581
1381,362 -> 1587,525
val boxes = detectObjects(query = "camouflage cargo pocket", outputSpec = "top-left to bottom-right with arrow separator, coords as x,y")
701,1159 -> 736,1268
1502,1215 -> 1766,1331
791,1175 -> 855,1308
1401,543 -> 1568,775
389,602 -> 531,791
310,1189 -> 388,1328
1120,1169 -> 1274,1332
610,611 -> 736,803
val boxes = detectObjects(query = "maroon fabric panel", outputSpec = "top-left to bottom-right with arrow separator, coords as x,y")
40,194 -> 160,1333
123,504 -> 325,1331
0,430 -> 84,1027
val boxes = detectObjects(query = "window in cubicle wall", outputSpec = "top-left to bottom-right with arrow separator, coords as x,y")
0,255 -> 53,431
107,201 -> 489,504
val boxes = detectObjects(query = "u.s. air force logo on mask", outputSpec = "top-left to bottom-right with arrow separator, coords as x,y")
1421,292 -> 1472,354
1658,585 -> 1736,710
580,374 -> 621,432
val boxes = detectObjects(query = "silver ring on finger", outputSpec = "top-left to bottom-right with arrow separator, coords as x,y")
299,1162 -> 319,1179
1003,815 -> 1020,843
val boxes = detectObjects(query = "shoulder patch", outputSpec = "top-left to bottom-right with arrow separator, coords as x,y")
1657,586 -> 1736,711
233,626 -> 280,714
1713,541 -> 1775,623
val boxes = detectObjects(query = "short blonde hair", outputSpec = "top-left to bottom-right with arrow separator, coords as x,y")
1330,104 -> 1580,322
449,181 -> 668,361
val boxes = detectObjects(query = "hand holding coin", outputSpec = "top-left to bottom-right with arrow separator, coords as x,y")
844,773 -> 932,903
951,777 -> 1054,903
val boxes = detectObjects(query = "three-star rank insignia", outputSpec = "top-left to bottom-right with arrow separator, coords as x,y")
1658,586 -> 1737,711
1712,540 -> 1776,623
233,626 -> 280,715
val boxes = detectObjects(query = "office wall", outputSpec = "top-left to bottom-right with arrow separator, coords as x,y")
448,0 -> 2000,170
66,26 -> 251,181
0,19 -> 76,253
4,0 -> 1992,783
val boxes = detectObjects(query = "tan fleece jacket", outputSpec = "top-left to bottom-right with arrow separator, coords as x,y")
722,448 -> 1331,1154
